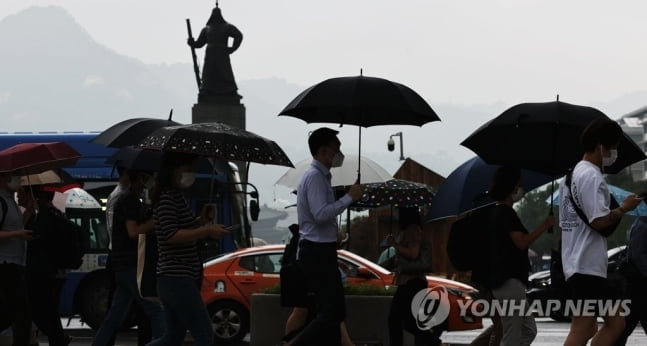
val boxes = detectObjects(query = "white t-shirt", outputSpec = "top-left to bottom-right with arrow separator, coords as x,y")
559,160 -> 610,280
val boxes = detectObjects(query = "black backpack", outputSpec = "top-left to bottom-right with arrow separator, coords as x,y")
48,206 -> 85,270
447,203 -> 495,271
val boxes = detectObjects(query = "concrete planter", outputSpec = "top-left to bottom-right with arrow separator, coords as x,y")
250,293 -> 413,345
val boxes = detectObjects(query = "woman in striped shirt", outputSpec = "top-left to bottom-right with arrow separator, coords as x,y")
148,152 -> 229,346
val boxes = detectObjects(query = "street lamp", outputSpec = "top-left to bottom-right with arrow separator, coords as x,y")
387,132 -> 405,161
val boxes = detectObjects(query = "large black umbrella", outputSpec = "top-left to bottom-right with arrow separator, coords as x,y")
105,146 -> 227,173
137,122 -> 294,167
425,156 -> 553,222
91,113 -> 180,148
461,100 -> 646,176
279,73 -> 440,180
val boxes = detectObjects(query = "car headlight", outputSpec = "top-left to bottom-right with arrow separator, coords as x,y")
446,287 -> 477,300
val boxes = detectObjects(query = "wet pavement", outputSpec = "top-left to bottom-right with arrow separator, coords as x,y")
14,317 -> 647,345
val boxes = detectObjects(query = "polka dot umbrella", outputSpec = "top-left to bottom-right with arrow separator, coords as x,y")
353,179 -> 435,208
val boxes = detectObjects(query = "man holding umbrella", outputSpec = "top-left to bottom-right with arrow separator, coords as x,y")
559,117 -> 643,346
290,128 -> 362,346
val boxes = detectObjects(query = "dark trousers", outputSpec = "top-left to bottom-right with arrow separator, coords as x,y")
0,263 -> 31,346
26,272 -> 66,346
388,277 -> 442,346
291,241 -> 345,346
615,277 -> 647,346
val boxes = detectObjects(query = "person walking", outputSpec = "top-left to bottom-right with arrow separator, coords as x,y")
289,128 -> 362,346
279,224 -> 354,346
485,166 -> 554,346
614,216 -> 647,346
559,116 -> 643,346
0,173 -> 35,346
92,170 -> 164,346
385,207 -> 440,346
146,152 -> 229,346
19,186 -> 70,346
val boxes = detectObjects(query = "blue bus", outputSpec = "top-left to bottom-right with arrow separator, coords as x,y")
0,132 -> 256,328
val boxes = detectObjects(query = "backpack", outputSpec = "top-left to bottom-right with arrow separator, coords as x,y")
48,206 -> 85,270
447,203 -> 495,271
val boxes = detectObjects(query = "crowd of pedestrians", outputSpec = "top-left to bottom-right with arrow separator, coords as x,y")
2,118 -> 647,346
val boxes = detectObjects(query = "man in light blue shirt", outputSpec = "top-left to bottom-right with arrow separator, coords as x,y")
291,128 -> 361,346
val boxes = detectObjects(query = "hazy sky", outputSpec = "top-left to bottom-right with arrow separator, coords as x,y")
3,0 -> 647,107
3,0 -> 647,208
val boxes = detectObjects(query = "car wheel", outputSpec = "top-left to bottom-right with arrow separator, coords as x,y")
208,300 -> 249,343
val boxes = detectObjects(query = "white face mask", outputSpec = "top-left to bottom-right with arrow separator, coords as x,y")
602,148 -> 618,167
511,187 -> 525,203
143,176 -> 155,190
7,176 -> 21,191
179,172 -> 195,188
331,151 -> 345,168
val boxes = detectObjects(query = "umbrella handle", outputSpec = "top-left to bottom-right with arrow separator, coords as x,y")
548,179 -> 555,233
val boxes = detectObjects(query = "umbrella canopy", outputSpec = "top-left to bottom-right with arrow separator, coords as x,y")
91,116 -> 180,148
0,142 -> 81,175
21,170 -> 62,186
461,100 -> 646,176
353,179 -> 434,208
138,122 -> 294,167
275,155 -> 392,190
425,156 -> 554,222
547,184 -> 647,216
105,146 -> 227,174
279,75 -> 440,127
278,73 -> 440,181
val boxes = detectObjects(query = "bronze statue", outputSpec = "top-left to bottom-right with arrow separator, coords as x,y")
187,6 -> 243,103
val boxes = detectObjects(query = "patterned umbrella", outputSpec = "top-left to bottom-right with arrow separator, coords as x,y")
138,122 -> 293,167
353,179 -> 434,208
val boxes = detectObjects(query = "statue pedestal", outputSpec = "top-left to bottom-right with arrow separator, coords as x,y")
191,102 -> 246,129
191,102 -> 248,183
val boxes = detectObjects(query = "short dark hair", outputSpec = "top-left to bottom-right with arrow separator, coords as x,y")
580,117 -> 622,152
308,128 -> 340,156
489,166 -> 521,201
398,207 -> 421,229
150,152 -> 198,205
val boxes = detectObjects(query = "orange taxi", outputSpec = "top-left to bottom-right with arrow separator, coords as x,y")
201,244 -> 482,343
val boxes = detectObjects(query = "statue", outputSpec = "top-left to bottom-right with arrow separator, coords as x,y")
187,6 -> 243,104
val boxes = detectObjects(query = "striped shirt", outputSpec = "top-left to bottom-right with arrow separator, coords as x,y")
154,189 -> 201,280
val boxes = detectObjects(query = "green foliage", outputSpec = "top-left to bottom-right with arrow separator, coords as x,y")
515,184 -> 559,256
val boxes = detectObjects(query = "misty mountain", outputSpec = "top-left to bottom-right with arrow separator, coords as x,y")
0,6 -> 189,130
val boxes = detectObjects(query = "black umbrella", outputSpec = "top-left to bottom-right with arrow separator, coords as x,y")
425,156 -> 553,222
461,100 -> 646,176
105,146 -> 226,173
137,122 -> 294,167
353,179 -> 434,208
91,112 -> 180,148
279,72 -> 440,180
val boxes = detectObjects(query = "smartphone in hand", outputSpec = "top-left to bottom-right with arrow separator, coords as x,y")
226,224 -> 241,232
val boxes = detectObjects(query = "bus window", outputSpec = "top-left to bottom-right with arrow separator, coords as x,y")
90,217 -> 109,249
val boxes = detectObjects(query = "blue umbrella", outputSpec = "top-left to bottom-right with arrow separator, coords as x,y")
425,156 -> 554,222
547,184 -> 647,216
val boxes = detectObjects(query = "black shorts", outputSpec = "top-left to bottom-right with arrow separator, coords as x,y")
280,264 -> 311,308
566,273 -> 618,301
566,273 -> 624,317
